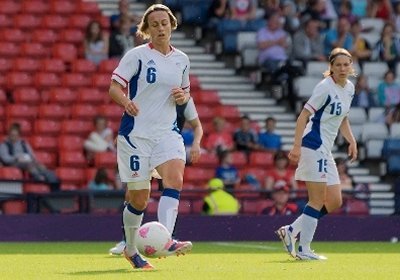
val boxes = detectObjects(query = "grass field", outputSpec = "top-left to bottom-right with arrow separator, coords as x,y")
0,241 -> 398,280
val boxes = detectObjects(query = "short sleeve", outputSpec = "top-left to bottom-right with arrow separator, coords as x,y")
183,98 -> 198,121
111,50 -> 139,88
304,83 -> 329,113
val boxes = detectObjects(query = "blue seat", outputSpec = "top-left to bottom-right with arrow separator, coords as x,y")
181,0 -> 212,26
216,19 -> 245,38
387,155 -> 400,175
382,138 -> 400,158
163,0 -> 181,11
223,32 -> 238,53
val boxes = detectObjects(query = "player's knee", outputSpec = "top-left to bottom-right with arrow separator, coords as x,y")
163,174 -> 183,190
129,196 -> 148,211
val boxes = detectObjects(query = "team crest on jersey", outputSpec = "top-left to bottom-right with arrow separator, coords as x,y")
131,171 -> 139,178
334,95 -> 339,99
147,59 -> 156,66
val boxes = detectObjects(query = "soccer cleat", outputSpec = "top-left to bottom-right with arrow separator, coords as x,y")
275,225 -> 297,258
109,241 -> 126,255
166,240 -> 193,256
123,251 -> 154,270
296,246 -> 328,261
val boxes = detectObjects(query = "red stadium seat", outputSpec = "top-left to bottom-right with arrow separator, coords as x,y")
71,59 -> 97,73
41,14 -> 68,30
196,105 -> 216,122
13,14 -> 41,29
184,167 -> 214,187
56,167 -> 86,186
98,59 -> 119,73
59,151 -> 87,167
0,1 -> 21,14
2,200 -> 26,215
194,90 -> 221,105
6,104 -> 37,119
13,58 -> 40,72
0,167 -> 24,180
249,151 -> 274,169
1,28 -> 26,43
59,29 -> 85,44
23,183 -> 51,194
70,104 -> 98,120
215,105 -> 241,123
85,168 -> 116,185
195,152 -> 219,168
6,72 -> 33,89
60,120 -> 93,137
52,43 -> 77,62
68,14 -> 92,29
47,88 -> 76,104
0,42 -> 20,57
92,73 -> 112,90
75,1 -> 101,15
60,184 -> 79,191
20,42 -> 48,58
0,58 -> 13,73
50,1 -> 76,14
41,59 -> 66,73
230,151 -> 248,168
12,88 -> 40,105
234,184 -> 261,200
94,152 -> 117,169
30,136 -> 58,153
0,89 -> 6,104
77,88 -> 105,104
38,103 -> 70,120
0,14 -> 12,28
31,29 -> 58,44
62,73 -> 90,88
97,104 -> 124,121
178,200 -> 192,215
346,199 -> 369,215
21,0 -> 49,14
58,135 -> 84,151
97,15 -> 111,29
38,70 -> 57,90
189,75 -> 200,91
34,151 -> 57,169
34,119 -> 61,136
240,167 -> 268,185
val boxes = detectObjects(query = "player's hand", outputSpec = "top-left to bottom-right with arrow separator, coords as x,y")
171,88 -> 188,105
189,143 -> 201,164
288,146 -> 301,164
124,101 -> 139,116
348,141 -> 358,162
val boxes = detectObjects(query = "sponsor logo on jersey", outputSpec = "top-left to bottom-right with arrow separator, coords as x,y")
131,171 -> 139,178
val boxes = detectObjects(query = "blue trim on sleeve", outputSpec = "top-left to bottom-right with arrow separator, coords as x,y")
162,188 -> 180,200
302,95 -> 331,150
127,203 -> 144,215
303,205 -> 320,219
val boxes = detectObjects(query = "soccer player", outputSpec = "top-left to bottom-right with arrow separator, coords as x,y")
108,97 -> 203,255
276,47 -> 358,260
108,4 -> 195,269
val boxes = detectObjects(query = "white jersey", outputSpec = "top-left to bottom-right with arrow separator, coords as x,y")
302,76 -> 354,155
111,43 -> 190,139
183,97 -> 198,121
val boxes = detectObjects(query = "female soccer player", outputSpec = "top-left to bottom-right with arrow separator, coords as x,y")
276,47 -> 358,260
109,4 -> 193,269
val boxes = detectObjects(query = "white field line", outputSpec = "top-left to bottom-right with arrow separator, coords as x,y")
211,242 -> 279,251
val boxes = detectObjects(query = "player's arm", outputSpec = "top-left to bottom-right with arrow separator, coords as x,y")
288,108 -> 312,163
339,116 -> 358,162
109,80 -> 139,116
187,117 -> 203,164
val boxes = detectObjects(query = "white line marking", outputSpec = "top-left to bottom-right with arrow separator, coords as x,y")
211,242 -> 279,251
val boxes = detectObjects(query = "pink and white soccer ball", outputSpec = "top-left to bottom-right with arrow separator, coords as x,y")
136,221 -> 173,258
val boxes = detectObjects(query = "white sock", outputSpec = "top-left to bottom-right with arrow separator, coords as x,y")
298,205 -> 320,252
158,188 -> 180,235
289,214 -> 303,238
123,204 -> 143,256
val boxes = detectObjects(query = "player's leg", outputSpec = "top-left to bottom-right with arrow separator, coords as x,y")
321,184 -> 342,217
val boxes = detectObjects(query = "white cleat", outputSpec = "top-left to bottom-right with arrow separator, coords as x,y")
275,225 -> 297,258
109,241 -> 126,255
296,247 -> 327,260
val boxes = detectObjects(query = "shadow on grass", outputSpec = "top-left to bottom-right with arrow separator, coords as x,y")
63,268 -> 158,275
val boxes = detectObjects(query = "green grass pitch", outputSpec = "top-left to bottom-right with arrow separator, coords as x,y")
0,241 -> 398,280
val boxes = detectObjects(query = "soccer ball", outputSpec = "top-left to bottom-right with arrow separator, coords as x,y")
136,221 -> 172,258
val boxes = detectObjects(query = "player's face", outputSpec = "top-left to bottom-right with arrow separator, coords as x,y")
331,55 -> 352,81
147,11 -> 172,44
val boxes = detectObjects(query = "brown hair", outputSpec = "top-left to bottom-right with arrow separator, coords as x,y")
323,47 -> 356,78
137,4 -> 177,40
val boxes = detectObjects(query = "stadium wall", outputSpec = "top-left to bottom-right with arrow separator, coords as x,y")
0,214 -> 399,242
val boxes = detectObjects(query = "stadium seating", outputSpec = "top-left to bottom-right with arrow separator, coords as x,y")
34,151 -> 57,169
2,200 -> 26,215
59,151 -> 87,168
12,88 -> 40,105
0,167 -> 24,180
94,152 -> 117,169
23,183 -> 51,194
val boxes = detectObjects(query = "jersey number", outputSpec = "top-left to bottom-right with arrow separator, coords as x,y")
317,159 -> 327,173
130,155 -> 140,171
146,67 -> 156,83
329,102 -> 342,115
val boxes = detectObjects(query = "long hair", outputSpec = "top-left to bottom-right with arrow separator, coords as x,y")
137,4 -> 177,40
323,47 -> 357,78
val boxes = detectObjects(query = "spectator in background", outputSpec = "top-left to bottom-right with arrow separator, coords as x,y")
292,18 -> 326,67
203,178 -> 241,215
377,70 -> 400,108
334,157 -> 354,193
229,0 -> 258,21
299,0 -> 326,25
351,0 -> 368,18
233,115 -> 259,156
0,123 -> 60,190
208,0 -> 230,24
350,19 -> 372,70
110,0 -> 142,33
84,115 -> 115,162
258,116 -> 282,153
109,16 -> 136,59
260,0 -> 280,19
264,151 -> 297,194
338,0 -> 357,25
367,0 -> 393,21
215,150 -> 241,190
204,117 -> 234,156
262,180 -> 298,215
88,167 -> 113,191
84,20 -> 109,65
280,0 -> 300,35
373,22 -> 400,73
352,74 -> 377,114
386,102 -> 400,126
393,2 -> 400,33
323,16 -> 353,57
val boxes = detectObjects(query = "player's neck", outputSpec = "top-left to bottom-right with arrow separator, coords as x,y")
331,75 -> 346,88
149,42 -> 172,55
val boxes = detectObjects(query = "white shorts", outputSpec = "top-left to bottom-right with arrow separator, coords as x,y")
117,131 -> 186,183
295,147 -> 340,186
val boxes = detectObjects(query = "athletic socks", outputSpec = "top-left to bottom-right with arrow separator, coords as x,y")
319,205 -> 328,218
123,204 -> 144,256
298,205 -> 320,252
158,188 -> 180,234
